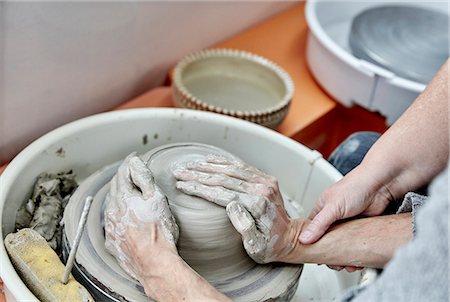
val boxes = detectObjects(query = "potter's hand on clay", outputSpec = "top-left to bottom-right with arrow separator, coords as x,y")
174,155 -> 301,264
104,153 -> 179,281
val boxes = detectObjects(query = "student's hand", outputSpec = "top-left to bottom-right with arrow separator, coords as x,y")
104,154 -> 179,281
174,155 -> 304,264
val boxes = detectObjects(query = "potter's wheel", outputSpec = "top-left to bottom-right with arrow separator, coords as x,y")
349,5 -> 449,84
63,143 -> 303,301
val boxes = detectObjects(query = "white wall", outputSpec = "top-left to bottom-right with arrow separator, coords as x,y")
0,1 -> 294,164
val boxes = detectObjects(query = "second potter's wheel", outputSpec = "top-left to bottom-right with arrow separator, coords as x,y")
63,143 -> 303,301
349,5 -> 449,84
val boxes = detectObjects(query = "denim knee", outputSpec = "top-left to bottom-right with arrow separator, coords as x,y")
328,132 -> 381,175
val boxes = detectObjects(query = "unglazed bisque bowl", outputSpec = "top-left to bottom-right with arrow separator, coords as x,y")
172,49 -> 294,128
0,108 -> 361,301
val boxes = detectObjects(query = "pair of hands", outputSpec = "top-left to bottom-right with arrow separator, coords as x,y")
104,153 -> 296,279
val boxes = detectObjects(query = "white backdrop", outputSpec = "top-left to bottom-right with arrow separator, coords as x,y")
0,1 -> 294,164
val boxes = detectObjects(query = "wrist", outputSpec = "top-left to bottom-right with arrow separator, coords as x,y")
276,218 -> 308,263
360,144 -> 436,199
281,214 -> 413,268
345,162 -> 402,202
141,256 -> 230,301
140,255 -> 187,300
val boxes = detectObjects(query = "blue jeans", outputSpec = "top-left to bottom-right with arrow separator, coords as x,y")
328,132 -> 381,176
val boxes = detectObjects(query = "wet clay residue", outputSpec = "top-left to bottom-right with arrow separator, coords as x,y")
15,171 -> 78,256
55,147 -> 65,158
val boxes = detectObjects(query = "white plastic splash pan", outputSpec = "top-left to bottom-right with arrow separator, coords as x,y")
305,0 -> 448,124
0,108 -> 360,301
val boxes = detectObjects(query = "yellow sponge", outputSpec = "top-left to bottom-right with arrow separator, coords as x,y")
4,228 -> 94,302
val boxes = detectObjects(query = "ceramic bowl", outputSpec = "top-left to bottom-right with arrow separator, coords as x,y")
172,49 -> 294,128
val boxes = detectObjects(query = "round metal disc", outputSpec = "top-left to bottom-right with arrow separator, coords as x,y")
349,5 -> 449,84
63,143 -> 302,301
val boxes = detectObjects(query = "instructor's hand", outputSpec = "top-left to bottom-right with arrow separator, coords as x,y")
104,154 -> 179,281
174,155 -> 303,264
299,165 -> 394,244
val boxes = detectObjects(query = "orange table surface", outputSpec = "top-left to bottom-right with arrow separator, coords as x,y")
214,3 -> 336,138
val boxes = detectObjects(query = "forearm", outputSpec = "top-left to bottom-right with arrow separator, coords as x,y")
282,214 -> 412,268
141,256 -> 230,302
359,60 -> 449,198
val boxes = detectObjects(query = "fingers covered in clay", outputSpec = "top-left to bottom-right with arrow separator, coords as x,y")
177,155 -> 279,196
183,157 -> 272,184
128,156 -> 155,199
176,180 -> 268,218
205,155 -> 269,177
176,180 -> 236,207
119,153 -> 144,189
113,155 -> 174,221
226,201 -> 268,263
173,168 -> 273,197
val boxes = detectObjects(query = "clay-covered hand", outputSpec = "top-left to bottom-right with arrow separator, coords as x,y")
173,155 -> 301,264
104,153 -> 179,281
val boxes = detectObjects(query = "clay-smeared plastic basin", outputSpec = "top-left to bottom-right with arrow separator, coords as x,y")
0,108 -> 360,301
